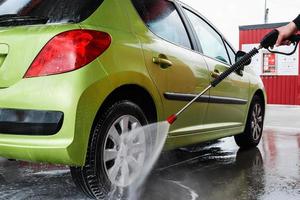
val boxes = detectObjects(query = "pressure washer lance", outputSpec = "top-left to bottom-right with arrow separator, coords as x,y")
167,29 -> 300,124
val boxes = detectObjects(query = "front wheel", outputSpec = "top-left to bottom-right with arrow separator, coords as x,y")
234,95 -> 265,149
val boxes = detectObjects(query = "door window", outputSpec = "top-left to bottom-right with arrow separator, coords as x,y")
225,42 -> 236,65
132,0 -> 191,49
184,8 -> 230,64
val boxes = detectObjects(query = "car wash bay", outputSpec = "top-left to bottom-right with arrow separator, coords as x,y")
0,105 -> 299,200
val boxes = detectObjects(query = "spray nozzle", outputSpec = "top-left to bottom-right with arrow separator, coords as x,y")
167,114 -> 177,124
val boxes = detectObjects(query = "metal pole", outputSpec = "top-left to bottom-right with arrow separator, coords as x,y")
264,0 -> 269,24
175,85 -> 212,117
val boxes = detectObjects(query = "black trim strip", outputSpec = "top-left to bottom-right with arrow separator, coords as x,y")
164,92 -> 210,103
0,108 -> 64,135
209,96 -> 247,105
164,92 -> 247,105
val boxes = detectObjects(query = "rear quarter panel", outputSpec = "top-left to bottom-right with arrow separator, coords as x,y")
70,0 -> 165,165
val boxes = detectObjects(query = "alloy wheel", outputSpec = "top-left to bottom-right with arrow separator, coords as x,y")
251,103 -> 263,141
103,115 -> 146,187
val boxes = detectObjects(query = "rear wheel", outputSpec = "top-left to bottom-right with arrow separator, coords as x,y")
70,101 -> 149,199
234,95 -> 264,149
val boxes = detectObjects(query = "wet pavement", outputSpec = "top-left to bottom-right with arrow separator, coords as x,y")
0,105 -> 299,200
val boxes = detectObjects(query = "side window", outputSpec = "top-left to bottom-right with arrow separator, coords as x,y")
184,8 -> 230,64
225,42 -> 236,65
132,0 -> 191,49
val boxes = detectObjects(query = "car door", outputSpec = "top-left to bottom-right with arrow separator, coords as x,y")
130,0 -> 211,135
183,8 -> 250,129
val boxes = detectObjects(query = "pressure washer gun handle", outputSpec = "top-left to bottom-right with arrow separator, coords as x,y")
260,29 -> 300,49
211,47 -> 259,87
260,29 -> 279,49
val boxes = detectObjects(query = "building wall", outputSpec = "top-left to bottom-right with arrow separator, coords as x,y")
239,26 -> 300,105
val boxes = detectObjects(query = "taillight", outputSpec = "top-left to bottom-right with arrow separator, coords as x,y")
24,30 -> 111,78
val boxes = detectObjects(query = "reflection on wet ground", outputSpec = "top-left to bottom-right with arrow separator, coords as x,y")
0,105 -> 299,200
143,129 -> 299,200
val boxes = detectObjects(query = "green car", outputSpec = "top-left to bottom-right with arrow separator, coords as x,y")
0,0 -> 266,198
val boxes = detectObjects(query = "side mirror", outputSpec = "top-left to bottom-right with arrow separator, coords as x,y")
235,51 -> 252,76
235,51 -> 252,65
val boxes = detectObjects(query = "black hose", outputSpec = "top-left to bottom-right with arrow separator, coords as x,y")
211,47 -> 259,87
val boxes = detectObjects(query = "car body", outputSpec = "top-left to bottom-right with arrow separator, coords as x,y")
0,0 -> 266,198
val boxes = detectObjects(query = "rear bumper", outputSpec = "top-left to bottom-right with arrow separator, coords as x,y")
0,108 -> 63,135
0,61 -> 111,166
0,73 -> 82,165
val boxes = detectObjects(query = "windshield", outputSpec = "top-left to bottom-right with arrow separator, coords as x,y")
0,0 -> 104,23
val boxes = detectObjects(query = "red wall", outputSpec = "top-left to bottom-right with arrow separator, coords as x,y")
240,28 -> 300,105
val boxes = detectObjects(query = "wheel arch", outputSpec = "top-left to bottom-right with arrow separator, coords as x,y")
70,77 -> 163,166
92,84 -> 158,129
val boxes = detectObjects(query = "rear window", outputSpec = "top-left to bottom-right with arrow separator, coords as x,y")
0,0 -> 104,23
132,0 -> 191,49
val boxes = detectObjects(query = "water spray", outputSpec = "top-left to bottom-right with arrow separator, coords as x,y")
167,29 -> 300,125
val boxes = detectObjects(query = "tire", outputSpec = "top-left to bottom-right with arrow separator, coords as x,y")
70,100 -> 149,199
234,95 -> 265,149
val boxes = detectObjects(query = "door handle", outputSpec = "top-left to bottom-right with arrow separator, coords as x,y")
211,69 -> 221,79
152,56 -> 173,68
